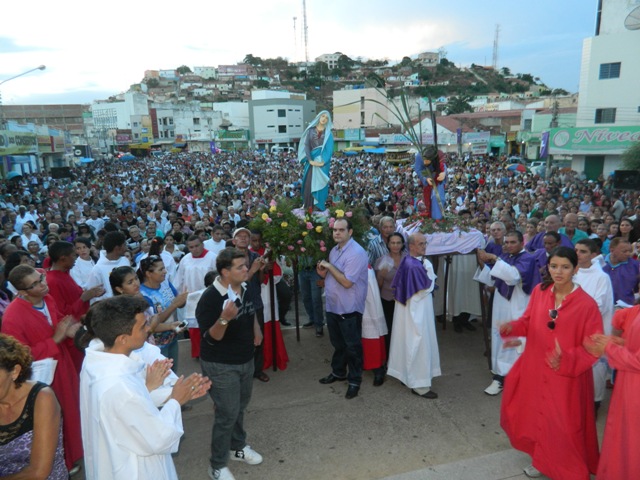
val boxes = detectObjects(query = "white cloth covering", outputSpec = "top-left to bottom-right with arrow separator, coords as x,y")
80,340 -> 183,480
362,267 -> 388,339
474,258 -> 530,376
387,257 -> 441,389
574,261 -> 615,402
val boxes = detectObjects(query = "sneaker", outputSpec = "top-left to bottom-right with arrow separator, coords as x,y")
230,445 -> 263,465
523,464 -> 542,478
484,380 -> 503,396
208,466 -> 236,480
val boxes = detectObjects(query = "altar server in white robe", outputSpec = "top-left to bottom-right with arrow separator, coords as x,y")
574,238 -> 614,410
80,296 -> 210,480
474,231 -> 540,396
388,233 -> 441,399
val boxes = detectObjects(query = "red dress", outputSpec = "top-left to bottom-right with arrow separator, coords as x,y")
1,295 -> 83,470
500,285 -> 601,480
597,306 -> 640,479
45,269 -> 90,372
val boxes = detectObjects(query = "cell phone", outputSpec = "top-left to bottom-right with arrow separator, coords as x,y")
175,320 -> 188,332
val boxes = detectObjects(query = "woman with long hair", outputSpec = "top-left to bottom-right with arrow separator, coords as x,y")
137,258 -> 188,372
500,247 -> 601,479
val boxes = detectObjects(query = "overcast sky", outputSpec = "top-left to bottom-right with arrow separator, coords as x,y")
0,0 -> 598,105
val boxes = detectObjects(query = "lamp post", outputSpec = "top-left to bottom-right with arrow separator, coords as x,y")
0,65 -> 46,129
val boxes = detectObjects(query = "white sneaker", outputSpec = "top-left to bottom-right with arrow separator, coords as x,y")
523,464 -> 542,478
208,466 -> 236,480
484,379 -> 503,396
230,445 -> 263,465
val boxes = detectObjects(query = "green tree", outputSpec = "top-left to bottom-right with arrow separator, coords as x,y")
445,95 -> 474,115
243,54 -> 262,67
622,141 -> 640,170
176,65 -> 192,75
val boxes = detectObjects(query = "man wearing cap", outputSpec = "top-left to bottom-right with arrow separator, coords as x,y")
174,235 -> 218,359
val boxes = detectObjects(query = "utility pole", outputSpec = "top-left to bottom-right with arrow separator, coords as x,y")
492,25 -> 500,70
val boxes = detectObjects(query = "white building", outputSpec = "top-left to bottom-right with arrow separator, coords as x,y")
555,0 -> 640,178
315,53 -> 343,70
248,91 -> 316,150
91,92 -> 150,131
193,66 -> 217,80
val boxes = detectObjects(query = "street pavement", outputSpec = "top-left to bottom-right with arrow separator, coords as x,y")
171,312 -> 609,480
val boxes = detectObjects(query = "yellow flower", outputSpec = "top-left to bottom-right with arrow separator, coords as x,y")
315,226 -> 323,233
335,209 -> 345,218
261,213 -> 269,221
302,231 -> 308,237
281,222 -> 288,228
269,205 -> 277,213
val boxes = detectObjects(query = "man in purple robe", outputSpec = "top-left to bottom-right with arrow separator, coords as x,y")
526,214 -> 574,252
603,238 -> 640,306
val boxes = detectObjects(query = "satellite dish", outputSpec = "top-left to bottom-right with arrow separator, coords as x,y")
624,5 -> 640,30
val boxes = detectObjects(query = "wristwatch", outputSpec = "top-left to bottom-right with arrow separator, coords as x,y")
219,317 -> 229,326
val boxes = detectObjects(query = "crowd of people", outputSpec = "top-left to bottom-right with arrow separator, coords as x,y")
0,144 -> 638,479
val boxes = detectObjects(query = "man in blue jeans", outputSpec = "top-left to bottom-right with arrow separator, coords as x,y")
298,256 -> 325,337
196,248 -> 264,480
317,218 -> 369,399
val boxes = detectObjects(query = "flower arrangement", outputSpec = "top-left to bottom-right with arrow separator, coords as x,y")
404,213 -> 474,235
248,198 -> 369,263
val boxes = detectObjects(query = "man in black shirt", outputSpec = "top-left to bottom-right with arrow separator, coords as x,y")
196,248 -> 264,480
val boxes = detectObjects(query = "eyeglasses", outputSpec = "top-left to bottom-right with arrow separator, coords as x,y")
548,309 -> 558,330
24,273 -> 46,290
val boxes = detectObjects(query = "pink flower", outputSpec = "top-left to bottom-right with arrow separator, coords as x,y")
320,246 -> 327,252
300,247 -> 306,252
306,222 -> 313,230
345,211 -> 353,217
287,245 -> 294,251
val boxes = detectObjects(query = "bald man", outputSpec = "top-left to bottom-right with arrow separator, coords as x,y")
559,213 -> 589,245
525,214 -> 574,252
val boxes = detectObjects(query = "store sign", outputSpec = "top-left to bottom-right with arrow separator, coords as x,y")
550,126 -> 640,154
0,131 -> 38,155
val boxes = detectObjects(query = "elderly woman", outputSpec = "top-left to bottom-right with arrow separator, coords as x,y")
0,334 -> 68,479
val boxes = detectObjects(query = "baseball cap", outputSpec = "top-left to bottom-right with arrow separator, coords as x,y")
233,227 -> 251,238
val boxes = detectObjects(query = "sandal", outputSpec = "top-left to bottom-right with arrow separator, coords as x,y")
255,372 -> 270,382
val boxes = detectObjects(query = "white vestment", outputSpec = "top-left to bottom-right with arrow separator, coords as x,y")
173,251 -> 217,294
387,257 -> 441,389
80,340 -> 183,480
574,261 -> 615,402
474,258 -> 530,376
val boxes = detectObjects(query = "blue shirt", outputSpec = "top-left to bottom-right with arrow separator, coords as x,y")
324,238 -> 369,315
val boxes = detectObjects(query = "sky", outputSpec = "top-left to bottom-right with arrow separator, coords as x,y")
1,0 -> 598,106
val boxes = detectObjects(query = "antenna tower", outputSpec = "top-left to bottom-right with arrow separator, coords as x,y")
492,24 -> 500,69
293,16 -> 298,62
302,0 -> 309,62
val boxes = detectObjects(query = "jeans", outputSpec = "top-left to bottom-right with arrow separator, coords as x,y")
201,358 -> 255,470
159,338 -> 179,373
298,269 -> 324,330
326,311 -> 363,386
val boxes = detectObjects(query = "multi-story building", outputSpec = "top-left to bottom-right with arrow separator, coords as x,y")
248,90 -> 316,150
549,0 -> 640,178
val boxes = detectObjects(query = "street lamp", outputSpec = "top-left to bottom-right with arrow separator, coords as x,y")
0,65 -> 46,86
0,65 -> 46,129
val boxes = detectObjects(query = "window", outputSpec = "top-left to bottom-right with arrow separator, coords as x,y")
599,62 -> 621,79
595,108 -> 616,124
278,125 -> 287,133
278,109 -> 286,117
